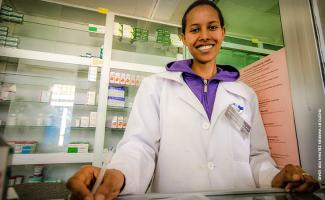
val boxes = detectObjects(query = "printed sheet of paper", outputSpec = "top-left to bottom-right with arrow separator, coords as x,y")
240,48 -> 300,167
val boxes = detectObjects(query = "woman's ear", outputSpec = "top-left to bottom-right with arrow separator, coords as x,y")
180,33 -> 186,46
221,27 -> 226,39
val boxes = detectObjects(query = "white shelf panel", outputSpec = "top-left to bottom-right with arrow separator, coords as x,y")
110,60 -> 166,74
222,42 -> 275,55
0,47 -> 103,66
11,153 -> 94,165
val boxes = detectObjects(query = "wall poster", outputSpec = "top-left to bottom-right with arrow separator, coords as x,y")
240,48 -> 300,167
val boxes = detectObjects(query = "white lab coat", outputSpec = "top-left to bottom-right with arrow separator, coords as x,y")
108,71 -> 280,194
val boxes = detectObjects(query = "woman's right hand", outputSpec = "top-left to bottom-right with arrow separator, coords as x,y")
66,165 -> 125,200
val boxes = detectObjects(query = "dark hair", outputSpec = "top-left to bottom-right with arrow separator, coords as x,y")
181,0 -> 225,34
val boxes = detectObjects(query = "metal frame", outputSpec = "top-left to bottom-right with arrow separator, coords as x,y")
279,0 -> 325,181
310,0 -> 325,92
93,12 -> 115,167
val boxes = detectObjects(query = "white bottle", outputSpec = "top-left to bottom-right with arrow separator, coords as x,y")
111,116 -> 117,128
36,114 -> 43,126
117,116 -> 124,129
123,117 -> 128,129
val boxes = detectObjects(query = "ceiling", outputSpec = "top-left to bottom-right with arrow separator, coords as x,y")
43,0 -> 283,45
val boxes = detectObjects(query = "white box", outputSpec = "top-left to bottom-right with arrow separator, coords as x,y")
108,86 -> 125,98
135,75 -> 141,86
88,66 -> 97,82
109,72 -> 115,83
74,119 -> 80,127
125,73 -> 131,85
68,143 -> 89,153
130,74 -> 136,86
87,91 -> 96,105
74,92 -> 87,105
123,117 -> 128,128
80,116 -> 89,127
89,112 -> 97,127
40,91 -> 51,102
123,24 -> 133,39
111,116 -> 117,128
107,97 -> 125,107
120,73 -> 126,85
114,72 -> 121,84
76,147 -> 89,153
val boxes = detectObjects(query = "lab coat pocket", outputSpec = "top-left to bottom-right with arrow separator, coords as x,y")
229,113 -> 251,163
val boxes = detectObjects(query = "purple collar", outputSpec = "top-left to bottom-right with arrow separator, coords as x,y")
166,59 -> 239,82
166,59 -> 239,120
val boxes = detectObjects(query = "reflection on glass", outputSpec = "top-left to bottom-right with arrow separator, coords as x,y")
1,56 -> 98,153
0,0 -> 105,56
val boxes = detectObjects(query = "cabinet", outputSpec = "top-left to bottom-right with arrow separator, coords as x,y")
0,0 -> 105,184
0,0 -> 281,185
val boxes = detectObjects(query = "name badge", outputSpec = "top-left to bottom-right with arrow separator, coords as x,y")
225,103 -> 251,135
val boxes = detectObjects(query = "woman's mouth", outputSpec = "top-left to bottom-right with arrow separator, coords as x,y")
197,44 -> 214,52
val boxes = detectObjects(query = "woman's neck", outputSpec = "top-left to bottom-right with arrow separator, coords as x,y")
192,59 -> 217,80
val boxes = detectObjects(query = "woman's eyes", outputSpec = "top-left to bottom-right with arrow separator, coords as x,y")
190,28 -> 199,33
209,25 -> 219,31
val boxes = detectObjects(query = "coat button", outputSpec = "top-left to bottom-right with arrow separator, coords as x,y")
202,122 -> 210,130
207,162 -> 215,170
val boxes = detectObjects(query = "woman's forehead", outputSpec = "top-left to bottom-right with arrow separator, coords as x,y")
186,5 -> 221,25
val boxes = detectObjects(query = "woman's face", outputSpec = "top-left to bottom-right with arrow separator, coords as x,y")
182,5 -> 225,64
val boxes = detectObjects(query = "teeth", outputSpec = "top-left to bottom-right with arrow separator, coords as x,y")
198,45 -> 213,51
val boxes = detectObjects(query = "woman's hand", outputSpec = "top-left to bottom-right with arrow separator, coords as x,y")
66,165 -> 125,200
272,164 -> 320,193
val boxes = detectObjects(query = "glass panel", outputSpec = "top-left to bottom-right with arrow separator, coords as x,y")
9,163 -> 87,185
0,0 -> 105,56
112,15 -> 183,66
0,56 -> 100,153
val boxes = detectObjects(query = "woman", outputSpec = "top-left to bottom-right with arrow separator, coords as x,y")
67,1 -> 320,199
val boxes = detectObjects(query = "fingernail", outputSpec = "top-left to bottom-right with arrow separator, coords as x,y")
95,195 -> 105,200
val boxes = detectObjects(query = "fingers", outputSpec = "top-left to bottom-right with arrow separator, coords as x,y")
272,164 -> 305,188
67,165 -> 100,200
94,169 -> 125,200
291,175 -> 320,193
279,169 -> 320,193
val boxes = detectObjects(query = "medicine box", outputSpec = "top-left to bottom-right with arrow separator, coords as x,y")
80,116 -> 89,127
67,143 -> 89,153
89,112 -> 97,127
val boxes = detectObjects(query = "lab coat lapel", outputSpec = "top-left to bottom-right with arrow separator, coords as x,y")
158,71 -> 208,119
210,82 -> 231,128
177,83 -> 208,120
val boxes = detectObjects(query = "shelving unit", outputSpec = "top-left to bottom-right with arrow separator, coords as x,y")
11,153 -> 94,165
0,0 -> 108,183
0,47 -> 100,66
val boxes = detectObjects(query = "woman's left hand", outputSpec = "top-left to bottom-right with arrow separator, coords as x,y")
272,164 -> 320,192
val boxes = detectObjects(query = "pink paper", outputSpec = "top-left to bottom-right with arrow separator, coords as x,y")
240,48 -> 300,167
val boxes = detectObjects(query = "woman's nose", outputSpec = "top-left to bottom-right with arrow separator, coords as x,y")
198,28 -> 210,40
